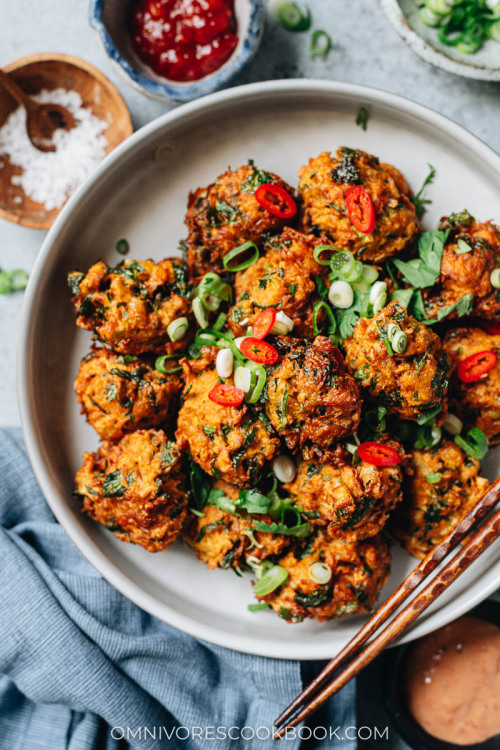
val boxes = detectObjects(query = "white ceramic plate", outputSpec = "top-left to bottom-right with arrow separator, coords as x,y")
18,80 -> 500,659
381,0 -> 500,81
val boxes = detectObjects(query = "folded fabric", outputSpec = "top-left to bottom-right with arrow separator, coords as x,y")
0,428 -> 357,749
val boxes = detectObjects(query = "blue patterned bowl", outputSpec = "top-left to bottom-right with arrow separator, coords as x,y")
89,0 -> 264,103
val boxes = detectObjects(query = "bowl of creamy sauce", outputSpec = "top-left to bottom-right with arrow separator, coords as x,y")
385,601 -> 500,750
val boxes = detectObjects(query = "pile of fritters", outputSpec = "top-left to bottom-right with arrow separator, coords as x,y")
68,147 -> 498,623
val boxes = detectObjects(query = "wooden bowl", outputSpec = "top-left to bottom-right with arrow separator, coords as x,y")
0,53 -> 133,230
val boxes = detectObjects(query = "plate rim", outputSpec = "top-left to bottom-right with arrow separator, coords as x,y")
17,78 -> 500,659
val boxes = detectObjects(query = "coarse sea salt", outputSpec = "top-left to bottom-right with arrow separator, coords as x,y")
0,88 -> 108,210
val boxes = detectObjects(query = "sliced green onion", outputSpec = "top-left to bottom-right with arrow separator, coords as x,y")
351,281 -> 370,294
426,0 -> 452,13
390,327 -> 408,354
330,250 -> 355,279
372,291 -> 388,314
426,471 -> 442,484
340,259 -> 364,284
419,6 -> 445,26
455,427 -> 488,460
243,529 -> 264,550
443,413 -> 463,436
155,354 -> 180,374
245,365 -> 267,404
277,2 -> 311,31
361,265 -> 379,284
192,297 -> 209,328
216,348 -> 234,379
308,561 -> 332,584
369,281 -> 388,314
430,425 -> 442,446
196,272 -> 232,309
115,238 -> 129,255
0,272 -> 11,294
491,269 -> 500,289
248,603 -> 271,612
234,365 -> 255,393
167,317 -> 189,342
310,29 -> 331,59
0,268 -> 29,294
253,564 -> 288,596
213,312 -> 226,331
415,424 -> 442,449
488,19 -> 500,41
313,244 -> 339,266
195,330 -> 218,348
456,37 -> 482,54
312,300 -> 337,336
455,238 -> 472,254
328,280 -> 354,309
223,242 -> 259,272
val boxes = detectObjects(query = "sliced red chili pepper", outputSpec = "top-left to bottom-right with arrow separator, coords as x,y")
252,308 -> 276,339
254,183 -> 297,220
457,350 -> 497,383
208,383 -> 245,407
479,320 -> 500,335
357,441 -> 402,467
346,185 -> 376,234
240,336 -> 279,365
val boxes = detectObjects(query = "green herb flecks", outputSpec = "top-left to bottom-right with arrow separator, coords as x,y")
411,164 -> 436,219
102,470 -> 125,498
356,106 -> 368,131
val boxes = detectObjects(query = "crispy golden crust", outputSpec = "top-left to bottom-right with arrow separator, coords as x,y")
182,481 -> 291,569
184,163 -> 296,281
443,326 -> 500,445
391,441 -> 488,559
68,258 -> 192,355
285,444 -> 403,540
423,216 -> 500,320
258,530 -> 391,622
298,148 -> 419,263
74,429 -> 187,552
265,336 -> 362,452
74,347 -> 183,441
227,227 -> 322,338
176,348 -> 279,485
343,301 -> 450,422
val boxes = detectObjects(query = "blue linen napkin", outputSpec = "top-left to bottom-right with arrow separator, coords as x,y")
0,428 -> 357,750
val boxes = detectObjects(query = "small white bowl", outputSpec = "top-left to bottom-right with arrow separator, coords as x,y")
381,0 -> 500,82
89,0 -> 264,103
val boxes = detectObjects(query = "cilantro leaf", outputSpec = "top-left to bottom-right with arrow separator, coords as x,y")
411,164 -> 436,219
336,290 -> 370,340
424,293 -> 474,326
390,288 -> 414,309
411,290 -> 429,321
252,520 -> 312,537
208,488 -> 237,514
187,456 -> 210,510
238,489 -> 271,514
393,229 -> 449,289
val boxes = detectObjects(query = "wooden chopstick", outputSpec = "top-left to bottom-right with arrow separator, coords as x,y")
274,476 -> 500,736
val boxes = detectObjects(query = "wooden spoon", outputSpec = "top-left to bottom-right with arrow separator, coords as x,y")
0,68 -> 75,152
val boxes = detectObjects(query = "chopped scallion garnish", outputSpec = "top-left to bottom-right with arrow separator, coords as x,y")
310,29 -> 332,59
223,241 -> 259,272
277,2 -> 311,31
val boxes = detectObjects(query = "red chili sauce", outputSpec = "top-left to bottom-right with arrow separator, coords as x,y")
131,0 -> 238,82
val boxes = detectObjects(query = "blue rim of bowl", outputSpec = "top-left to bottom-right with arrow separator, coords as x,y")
88,0 -> 264,102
